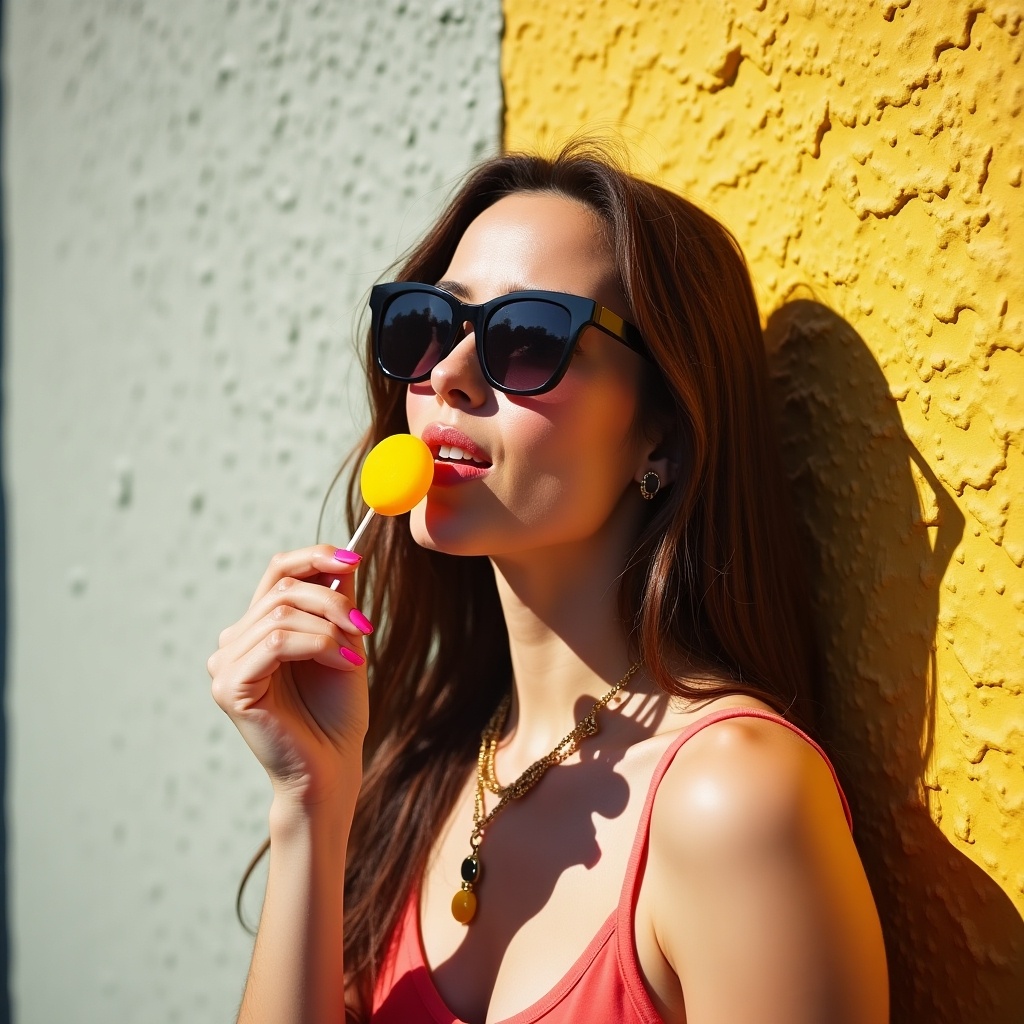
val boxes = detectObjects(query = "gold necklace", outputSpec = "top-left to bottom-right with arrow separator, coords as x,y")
451,660 -> 643,925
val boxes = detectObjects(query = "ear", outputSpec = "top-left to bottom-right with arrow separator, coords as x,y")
633,436 -> 679,491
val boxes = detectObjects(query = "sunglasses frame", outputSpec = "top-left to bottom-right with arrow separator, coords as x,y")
369,282 -> 651,397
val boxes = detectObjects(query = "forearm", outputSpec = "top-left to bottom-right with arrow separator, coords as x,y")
237,791 -> 359,1024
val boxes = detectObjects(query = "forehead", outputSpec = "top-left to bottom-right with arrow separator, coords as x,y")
443,191 -> 618,302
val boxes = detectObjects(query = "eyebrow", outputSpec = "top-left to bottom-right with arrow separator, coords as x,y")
435,279 -> 535,302
434,279 -> 472,300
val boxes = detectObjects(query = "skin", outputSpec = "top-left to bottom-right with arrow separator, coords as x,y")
208,191 -> 889,1024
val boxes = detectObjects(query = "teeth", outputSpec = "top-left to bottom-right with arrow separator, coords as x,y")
437,444 -> 478,461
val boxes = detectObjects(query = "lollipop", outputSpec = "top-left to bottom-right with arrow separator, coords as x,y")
329,433 -> 433,590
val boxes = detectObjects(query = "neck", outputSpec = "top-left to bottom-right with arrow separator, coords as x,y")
488,505 -> 659,770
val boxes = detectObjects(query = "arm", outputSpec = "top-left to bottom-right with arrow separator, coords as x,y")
238,794 -> 357,1024
208,545 -> 372,1024
644,718 -> 889,1024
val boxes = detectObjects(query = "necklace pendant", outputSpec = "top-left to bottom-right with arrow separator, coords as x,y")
451,883 -> 477,924
461,853 -> 481,885
451,854 -> 480,924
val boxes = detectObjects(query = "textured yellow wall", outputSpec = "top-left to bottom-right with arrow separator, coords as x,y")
504,2 -> 1023,1020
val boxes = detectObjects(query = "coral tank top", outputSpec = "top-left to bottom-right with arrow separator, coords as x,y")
370,708 -> 853,1024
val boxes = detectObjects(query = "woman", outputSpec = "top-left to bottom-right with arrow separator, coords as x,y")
209,143 -> 889,1024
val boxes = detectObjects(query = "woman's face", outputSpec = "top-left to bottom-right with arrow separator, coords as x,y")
404,191 -> 652,560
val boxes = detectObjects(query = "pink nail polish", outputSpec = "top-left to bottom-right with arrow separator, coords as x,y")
333,549 -> 361,564
339,647 -> 364,666
348,608 -> 374,635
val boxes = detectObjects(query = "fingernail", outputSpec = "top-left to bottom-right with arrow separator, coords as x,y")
333,549 -> 361,564
348,608 -> 374,635
339,647 -> 364,666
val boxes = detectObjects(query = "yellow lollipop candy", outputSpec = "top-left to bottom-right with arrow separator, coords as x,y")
330,434 -> 433,590
360,433 -> 434,516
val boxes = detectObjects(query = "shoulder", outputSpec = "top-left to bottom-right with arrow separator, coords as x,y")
650,707 -> 849,860
638,706 -> 888,1023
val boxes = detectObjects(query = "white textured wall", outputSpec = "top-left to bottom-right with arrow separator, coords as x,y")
3,1 -> 502,1020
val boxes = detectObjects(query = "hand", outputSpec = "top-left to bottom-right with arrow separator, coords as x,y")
208,545 -> 371,807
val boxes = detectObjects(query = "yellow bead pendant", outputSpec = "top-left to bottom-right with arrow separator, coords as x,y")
451,886 -> 477,924
451,853 -> 481,924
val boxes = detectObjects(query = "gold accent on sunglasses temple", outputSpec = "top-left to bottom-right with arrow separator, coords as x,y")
595,306 -> 627,339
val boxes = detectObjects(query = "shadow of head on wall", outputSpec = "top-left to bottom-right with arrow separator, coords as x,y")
765,298 -> 1024,1024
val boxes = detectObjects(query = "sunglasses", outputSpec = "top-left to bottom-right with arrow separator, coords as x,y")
369,282 -> 650,396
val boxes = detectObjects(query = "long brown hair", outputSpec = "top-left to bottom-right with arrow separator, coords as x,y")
243,141 -> 820,1011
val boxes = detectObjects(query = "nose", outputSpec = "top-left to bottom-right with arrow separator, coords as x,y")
429,321 -> 489,408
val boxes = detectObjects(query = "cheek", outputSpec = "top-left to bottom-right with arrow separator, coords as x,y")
530,372 -> 637,446
506,374 -> 640,493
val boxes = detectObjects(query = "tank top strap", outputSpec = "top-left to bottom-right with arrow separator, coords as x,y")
615,707 -> 852,936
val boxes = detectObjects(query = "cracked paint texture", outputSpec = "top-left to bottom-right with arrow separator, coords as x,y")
505,1 -> 1023,1020
4,1 -> 502,1021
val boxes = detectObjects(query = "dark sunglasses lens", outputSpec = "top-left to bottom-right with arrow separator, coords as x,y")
484,300 -> 572,392
378,292 -> 454,379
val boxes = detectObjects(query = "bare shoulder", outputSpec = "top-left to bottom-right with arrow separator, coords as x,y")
639,705 -> 889,1024
652,708 -> 848,856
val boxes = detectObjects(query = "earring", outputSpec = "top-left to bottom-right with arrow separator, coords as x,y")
640,471 -> 661,500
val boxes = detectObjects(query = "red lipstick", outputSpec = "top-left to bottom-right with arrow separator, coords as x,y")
421,423 -> 492,486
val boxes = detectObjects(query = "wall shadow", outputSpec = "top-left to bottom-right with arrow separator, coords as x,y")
765,299 -> 1024,1024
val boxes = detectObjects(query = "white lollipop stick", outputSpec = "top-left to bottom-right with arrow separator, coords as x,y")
329,509 -> 375,591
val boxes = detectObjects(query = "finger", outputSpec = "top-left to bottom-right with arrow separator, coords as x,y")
218,602 -> 365,678
313,563 -> 359,604
211,632 -> 362,719
243,627 -> 365,683
260,604 -> 372,649
221,576 -> 373,649
248,545 -> 362,609
211,628 -> 365,714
